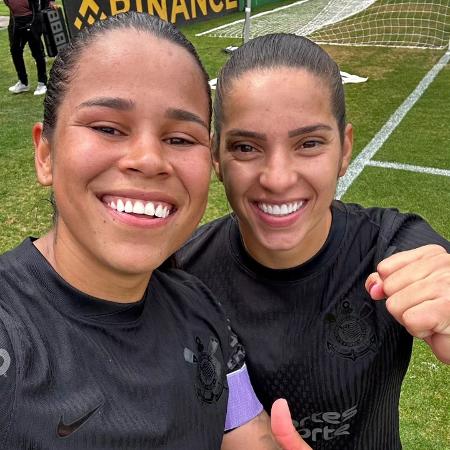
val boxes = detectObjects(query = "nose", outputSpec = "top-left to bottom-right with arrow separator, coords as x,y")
117,135 -> 172,177
259,148 -> 299,193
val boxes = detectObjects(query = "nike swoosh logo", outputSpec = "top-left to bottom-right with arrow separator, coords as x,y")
57,402 -> 102,438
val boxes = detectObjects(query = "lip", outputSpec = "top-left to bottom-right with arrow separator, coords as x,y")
251,199 -> 308,228
106,207 -> 176,229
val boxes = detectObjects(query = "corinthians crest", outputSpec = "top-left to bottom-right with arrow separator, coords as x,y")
325,300 -> 378,360
184,336 -> 225,404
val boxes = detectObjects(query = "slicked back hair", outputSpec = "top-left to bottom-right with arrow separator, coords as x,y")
213,33 -> 346,155
42,11 -> 211,139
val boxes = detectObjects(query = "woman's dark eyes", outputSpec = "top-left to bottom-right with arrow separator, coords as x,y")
301,140 -> 321,149
233,144 -> 255,153
165,137 -> 195,146
90,128 -> 196,146
92,126 -> 122,136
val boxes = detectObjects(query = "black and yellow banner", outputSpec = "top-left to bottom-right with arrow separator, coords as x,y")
63,0 -> 239,36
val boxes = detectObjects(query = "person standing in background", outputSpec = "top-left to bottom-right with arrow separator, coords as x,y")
5,0 -> 56,95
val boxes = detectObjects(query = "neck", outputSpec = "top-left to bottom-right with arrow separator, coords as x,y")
34,231 -> 151,303
241,210 -> 332,270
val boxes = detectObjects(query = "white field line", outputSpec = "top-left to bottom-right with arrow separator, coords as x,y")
195,0 -> 311,36
367,160 -> 450,177
336,50 -> 450,199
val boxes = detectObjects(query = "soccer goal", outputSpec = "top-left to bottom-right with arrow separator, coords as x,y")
197,0 -> 450,50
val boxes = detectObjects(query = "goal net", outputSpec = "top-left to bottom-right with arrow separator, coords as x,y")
196,0 -> 450,50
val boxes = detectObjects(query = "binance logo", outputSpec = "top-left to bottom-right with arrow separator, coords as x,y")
74,0 -> 107,30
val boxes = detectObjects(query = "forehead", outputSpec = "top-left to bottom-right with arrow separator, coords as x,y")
62,29 -> 208,113
222,67 -> 334,126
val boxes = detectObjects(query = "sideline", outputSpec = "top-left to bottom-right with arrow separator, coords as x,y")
336,50 -> 450,199
367,161 -> 450,177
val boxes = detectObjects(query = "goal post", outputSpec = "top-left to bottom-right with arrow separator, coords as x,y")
201,0 -> 450,51
243,0 -> 252,43
308,0 -> 450,50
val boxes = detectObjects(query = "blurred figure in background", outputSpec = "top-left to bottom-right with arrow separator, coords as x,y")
5,0 -> 56,95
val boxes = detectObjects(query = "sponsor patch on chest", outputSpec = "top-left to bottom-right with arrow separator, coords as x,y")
294,404 -> 357,443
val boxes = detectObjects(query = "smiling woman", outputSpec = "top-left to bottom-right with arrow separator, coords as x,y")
33,22 -> 212,299
0,12 -> 306,450
178,32 -> 450,450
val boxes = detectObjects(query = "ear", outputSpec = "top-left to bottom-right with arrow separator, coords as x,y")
211,133 -> 223,182
338,123 -> 353,178
33,122 -> 53,186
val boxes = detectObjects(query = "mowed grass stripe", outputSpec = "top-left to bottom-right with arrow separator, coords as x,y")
374,62 -> 450,169
337,50 -> 450,198
343,166 -> 450,238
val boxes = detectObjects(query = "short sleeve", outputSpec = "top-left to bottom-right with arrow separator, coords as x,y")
0,312 -> 17,436
376,211 -> 450,263
224,325 -> 263,431
176,272 -> 264,431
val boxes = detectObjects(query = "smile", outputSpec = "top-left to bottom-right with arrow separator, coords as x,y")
257,201 -> 304,216
105,197 -> 173,219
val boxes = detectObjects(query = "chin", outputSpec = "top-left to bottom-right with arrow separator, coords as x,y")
107,253 -> 169,276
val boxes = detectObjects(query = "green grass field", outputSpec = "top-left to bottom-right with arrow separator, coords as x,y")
0,0 -> 449,448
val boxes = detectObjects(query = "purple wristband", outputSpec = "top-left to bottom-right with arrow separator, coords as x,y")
224,363 -> 263,430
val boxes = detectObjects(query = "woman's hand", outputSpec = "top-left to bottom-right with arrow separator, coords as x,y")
271,399 -> 312,450
366,245 -> 450,364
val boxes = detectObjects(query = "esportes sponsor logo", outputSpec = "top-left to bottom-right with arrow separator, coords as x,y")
293,404 -> 357,442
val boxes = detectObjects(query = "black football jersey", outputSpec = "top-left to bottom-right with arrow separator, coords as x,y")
0,238 -> 248,449
178,201 -> 450,450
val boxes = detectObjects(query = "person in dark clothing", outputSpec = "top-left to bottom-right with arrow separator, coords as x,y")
177,33 -> 450,450
0,14 -> 310,449
6,0 -> 56,95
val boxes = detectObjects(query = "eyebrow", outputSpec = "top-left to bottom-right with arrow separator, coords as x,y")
77,97 -> 135,111
226,124 -> 333,140
165,108 -> 209,130
226,129 -> 267,140
288,124 -> 333,138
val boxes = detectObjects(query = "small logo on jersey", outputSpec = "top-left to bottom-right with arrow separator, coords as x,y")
57,403 -> 102,438
0,349 -> 11,376
294,404 -> 357,443
325,300 -> 377,360
184,336 -> 225,404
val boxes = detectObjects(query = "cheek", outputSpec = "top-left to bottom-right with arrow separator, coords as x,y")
221,159 -> 259,198
179,154 -> 211,203
302,154 -> 341,190
222,173 -> 248,213
53,135 -> 113,185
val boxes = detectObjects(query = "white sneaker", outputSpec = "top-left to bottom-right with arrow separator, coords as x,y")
9,81 -> 30,94
34,82 -> 47,96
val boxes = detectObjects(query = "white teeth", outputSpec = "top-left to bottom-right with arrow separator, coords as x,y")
108,198 -> 171,218
144,202 -> 155,216
258,201 -> 304,216
125,200 -> 133,213
133,201 -> 145,214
